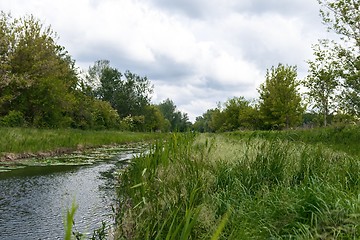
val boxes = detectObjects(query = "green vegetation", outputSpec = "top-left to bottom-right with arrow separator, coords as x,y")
0,1 -> 358,239
0,127 -> 164,158
228,124 -> 360,157
0,127 -> 166,172
114,128 -> 360,239
258,64 -> 304,129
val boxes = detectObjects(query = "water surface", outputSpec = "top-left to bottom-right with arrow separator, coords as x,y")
0,150 -> 134,240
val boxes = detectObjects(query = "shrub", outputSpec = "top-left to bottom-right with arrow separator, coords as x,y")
0,110 -> 26,127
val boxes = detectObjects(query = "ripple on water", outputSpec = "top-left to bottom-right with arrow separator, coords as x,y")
0,151 -> 132,240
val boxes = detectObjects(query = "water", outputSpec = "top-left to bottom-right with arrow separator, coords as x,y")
0,150 -> 134,240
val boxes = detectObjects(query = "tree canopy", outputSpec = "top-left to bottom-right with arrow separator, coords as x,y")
303,41 -> 340,126
0,12 -> 79,127
84,59 -> 153,118
258,64 -> 304,130
317,0 -> 360,116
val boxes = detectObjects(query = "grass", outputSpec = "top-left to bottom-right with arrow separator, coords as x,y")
228,124 -> 360,156
0,127 -> 165,159
114,129 -> 360,239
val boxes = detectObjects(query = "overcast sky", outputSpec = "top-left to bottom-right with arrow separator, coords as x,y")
1,0 -> 335,121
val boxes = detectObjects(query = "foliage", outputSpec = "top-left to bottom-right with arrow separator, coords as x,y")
85,60 -> 154,118
64,201 -> 78,240
0,13 -> 164,131
193,109 -> 217,133
64,200 -> 108,240
157,98 -> 192,132
258,64 -> 305,129
0,12 -> 83,128
142,105 -> 168,132
83,60 -> 169,131
304,40 -> 340,126
0,110 -> 26,127
194,98 -> 260,132
317,0 -> 360,116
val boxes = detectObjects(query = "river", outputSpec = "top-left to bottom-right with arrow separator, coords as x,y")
0,148 -> 136,240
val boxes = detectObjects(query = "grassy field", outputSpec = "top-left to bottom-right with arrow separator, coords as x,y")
0,127 -> 165,160
114,126 -> 360,239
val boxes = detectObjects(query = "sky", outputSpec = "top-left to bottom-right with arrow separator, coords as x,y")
0,0 -> 335,122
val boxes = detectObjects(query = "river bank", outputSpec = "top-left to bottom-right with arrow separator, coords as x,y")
0,127 -> 165,172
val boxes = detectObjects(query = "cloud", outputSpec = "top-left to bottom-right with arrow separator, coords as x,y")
0,0 -> 332,121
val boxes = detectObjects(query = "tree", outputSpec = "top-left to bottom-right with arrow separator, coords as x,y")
85,60 -> 153,118
119,70 -> 153,117
317,0 -> 360,116
209,107 -> 225,132
258,64 -> 304,129
142,105 -> 168,132
238,100 -> 261,130
193,109 -> 216,132
221,97 -> 261,131
157,98 -> 191,132
0,13 -> 79,127
85,60 -> 122,107
304,40 -> 340,126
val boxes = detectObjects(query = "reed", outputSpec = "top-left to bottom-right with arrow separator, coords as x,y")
115,131 -> 360,239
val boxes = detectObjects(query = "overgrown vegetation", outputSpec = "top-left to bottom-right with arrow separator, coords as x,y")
114,129 -> 360,239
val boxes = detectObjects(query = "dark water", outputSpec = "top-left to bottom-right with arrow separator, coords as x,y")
0,151 -> 134,240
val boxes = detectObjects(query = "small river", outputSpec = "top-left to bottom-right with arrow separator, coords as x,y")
0,149 -> 136,240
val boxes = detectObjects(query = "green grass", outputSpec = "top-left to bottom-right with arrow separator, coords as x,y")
228,124 -> 360,156
0,127 -> 165,159
114,129 -> 360,239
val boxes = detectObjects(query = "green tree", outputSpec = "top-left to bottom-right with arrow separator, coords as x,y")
157,98 -> 191,132
119,70 -> 153,117
238,100 -> 261,130
209,107 -> 225,132
318,0 -> 360,116
258,64 -> 304,129
0,13 -> 78,127
221,97 -> 260,131
142,105 -> 168,132
193,109 -> 216,132
86,60 -> 121,99
304,40 -> 340,126
85,60 -> 153,118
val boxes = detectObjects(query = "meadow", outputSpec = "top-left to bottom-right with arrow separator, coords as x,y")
114,125 -> 360,239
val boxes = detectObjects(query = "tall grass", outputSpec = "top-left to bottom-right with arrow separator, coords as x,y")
115,131 -> 360,239
0,127 -> 165,158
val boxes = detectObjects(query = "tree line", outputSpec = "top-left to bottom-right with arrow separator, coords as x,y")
0,12 -> 191,131
194,0 -> 359,132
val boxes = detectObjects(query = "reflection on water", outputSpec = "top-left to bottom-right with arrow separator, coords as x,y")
0,151 -> 133,240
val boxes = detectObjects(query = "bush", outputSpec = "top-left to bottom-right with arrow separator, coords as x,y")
0,110 -> 26,127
